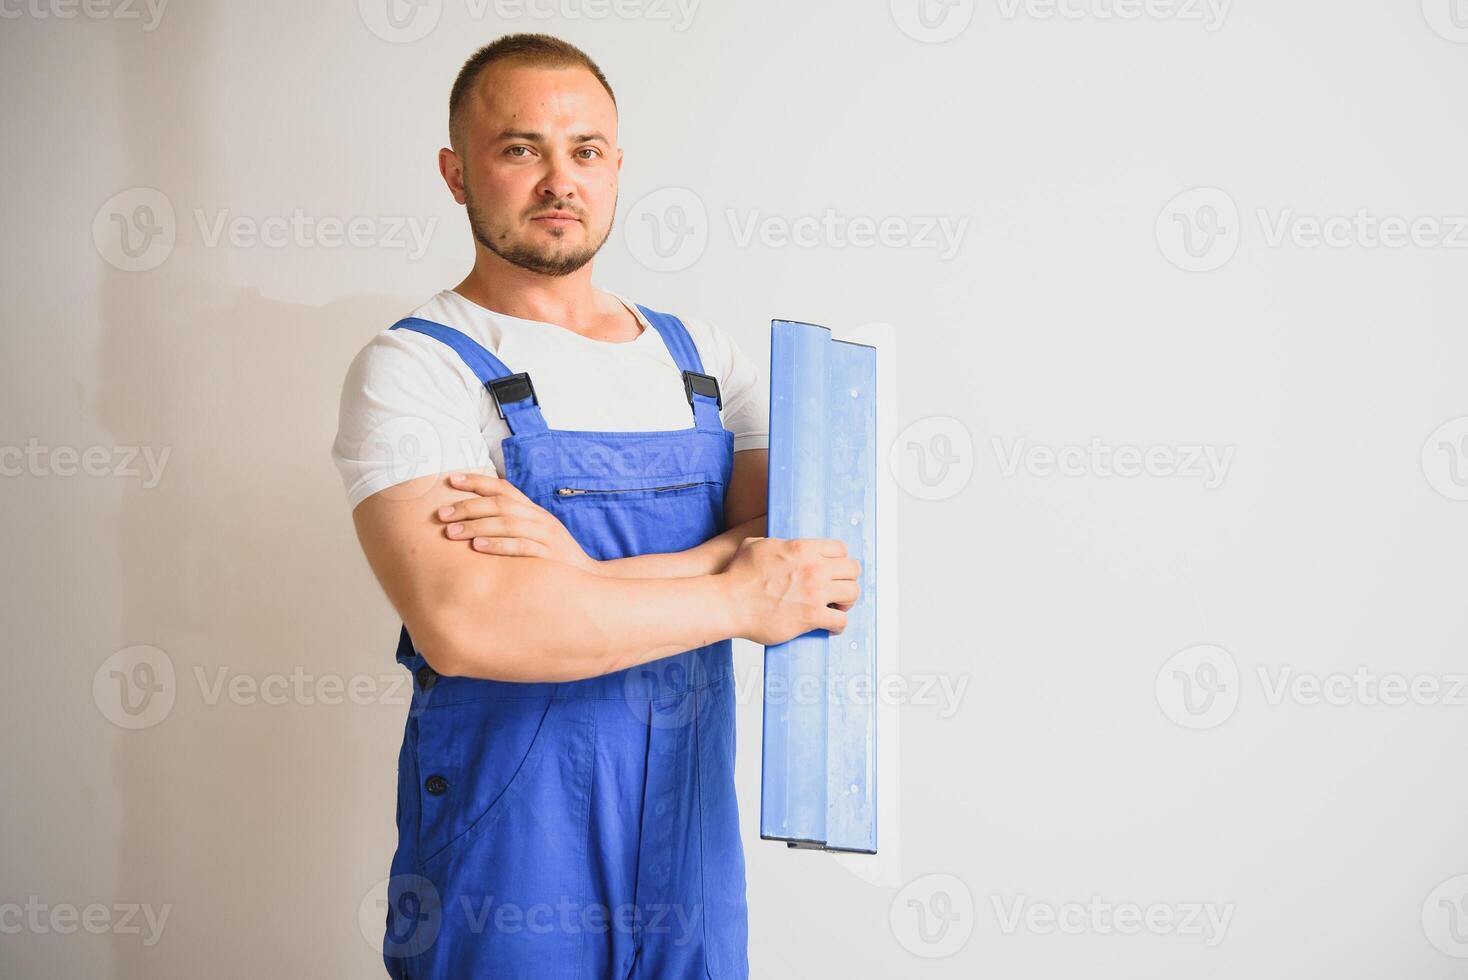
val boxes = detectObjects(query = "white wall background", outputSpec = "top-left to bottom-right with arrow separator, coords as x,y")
2,0 -> 1467,977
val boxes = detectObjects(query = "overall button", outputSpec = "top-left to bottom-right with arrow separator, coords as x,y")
424,774 -> 449,796
415,666 -> 437,690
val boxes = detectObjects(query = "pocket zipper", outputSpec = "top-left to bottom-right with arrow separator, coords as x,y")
555,480 -> 714,497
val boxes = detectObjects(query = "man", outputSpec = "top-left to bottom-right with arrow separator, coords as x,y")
332,33 -> 860,979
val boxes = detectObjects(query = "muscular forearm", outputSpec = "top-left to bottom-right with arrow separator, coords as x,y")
595,514 -> 766,580
429,558 -> 740,684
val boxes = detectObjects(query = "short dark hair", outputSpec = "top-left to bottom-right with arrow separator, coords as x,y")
449,33 -> 616,149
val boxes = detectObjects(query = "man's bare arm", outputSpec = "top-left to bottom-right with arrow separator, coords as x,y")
351,465 -> 857,684
428,450 -> 767,579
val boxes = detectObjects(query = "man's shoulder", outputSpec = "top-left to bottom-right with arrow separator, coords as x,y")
340,295 -> 490,401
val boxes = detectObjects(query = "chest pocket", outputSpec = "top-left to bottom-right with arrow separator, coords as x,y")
544,476 -> 726,562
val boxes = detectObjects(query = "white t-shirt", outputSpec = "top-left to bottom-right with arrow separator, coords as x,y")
332,289 -> 770,510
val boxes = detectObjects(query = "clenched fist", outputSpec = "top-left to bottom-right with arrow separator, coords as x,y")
719,536 -> 862,646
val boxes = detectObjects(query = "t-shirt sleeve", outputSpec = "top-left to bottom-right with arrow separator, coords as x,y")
331,330 -> 495,511
688,317 -> 770,454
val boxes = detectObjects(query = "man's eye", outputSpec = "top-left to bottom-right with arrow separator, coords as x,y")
506,145 -> 531,157
577,147 -> 600,159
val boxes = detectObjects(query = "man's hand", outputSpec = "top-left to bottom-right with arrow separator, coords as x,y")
719,536 -> 862,645
435,472 -> 597,573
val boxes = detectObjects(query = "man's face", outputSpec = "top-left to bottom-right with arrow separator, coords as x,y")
448,62 -> 621,277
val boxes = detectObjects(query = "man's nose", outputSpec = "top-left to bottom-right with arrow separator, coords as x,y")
535,160 -> 576,203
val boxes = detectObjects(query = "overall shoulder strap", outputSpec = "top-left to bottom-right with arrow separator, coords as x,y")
634,304 -> 723,431
390,317 -> 548,435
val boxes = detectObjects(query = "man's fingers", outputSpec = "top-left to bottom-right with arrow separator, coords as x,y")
826,580 -> 860,605
446,471 -> 537,505
438,497 -> 500,522
816,605 -> 848,634
438,496 -> 542,523
446,471 -> 498,494
452,469 -> 534,502
447,515 -> 540,542
828,557 -> 862,580
471,536 -> 546,558
812,537 -> 849,559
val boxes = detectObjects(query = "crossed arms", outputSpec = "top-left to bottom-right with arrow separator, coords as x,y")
351,449 -> 860,684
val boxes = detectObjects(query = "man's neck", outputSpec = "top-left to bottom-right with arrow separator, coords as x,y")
453,256 -> 612,331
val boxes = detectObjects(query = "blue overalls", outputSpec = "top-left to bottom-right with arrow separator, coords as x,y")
379,305 -> 750,980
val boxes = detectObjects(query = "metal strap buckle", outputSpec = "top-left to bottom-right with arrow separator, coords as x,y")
682,370 -> 722,410
486,372 -> 538,420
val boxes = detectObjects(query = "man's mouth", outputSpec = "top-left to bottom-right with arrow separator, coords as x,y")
532,211 -> 581,227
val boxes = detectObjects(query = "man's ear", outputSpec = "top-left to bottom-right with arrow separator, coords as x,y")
439,146 -> 467,205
